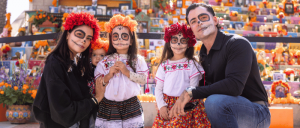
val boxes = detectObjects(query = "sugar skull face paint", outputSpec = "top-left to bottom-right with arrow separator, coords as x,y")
188,6 -> 218,40
111,26 -> 131,51
170,33 -> 188,55
67,25 -> 93,55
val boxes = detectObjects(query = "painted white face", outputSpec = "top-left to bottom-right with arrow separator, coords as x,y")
111,26 -> 131,51
170,32 -> 188,55
188,6 -> 217,40
67,25 -> 93,55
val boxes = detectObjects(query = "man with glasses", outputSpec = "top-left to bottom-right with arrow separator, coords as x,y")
169,3 -> 271,128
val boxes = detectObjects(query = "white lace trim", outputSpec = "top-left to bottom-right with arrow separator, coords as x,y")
95,114 -> 144,128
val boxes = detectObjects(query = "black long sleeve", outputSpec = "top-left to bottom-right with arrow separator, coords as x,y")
193,31 -> 268,102
33,54 -> 97,128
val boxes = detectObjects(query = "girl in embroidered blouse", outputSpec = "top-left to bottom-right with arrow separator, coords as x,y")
88,38 -> 109,96
152,23 -> 211,128
94,15 -> 148,128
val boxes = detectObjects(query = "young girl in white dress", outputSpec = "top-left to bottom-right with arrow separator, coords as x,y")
152,23 -> 211,128
94,15 -> 148,128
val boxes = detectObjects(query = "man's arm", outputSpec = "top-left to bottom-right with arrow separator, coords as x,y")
193,38 -> 253,99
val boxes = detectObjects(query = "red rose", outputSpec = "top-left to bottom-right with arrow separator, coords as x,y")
16,61 -> 19,66
105,64 -> 108,68
164,67 -> 166,71
5,47 -> 10,51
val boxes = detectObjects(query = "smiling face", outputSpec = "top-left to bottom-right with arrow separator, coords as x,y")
188,6 -> 218,40
91,48 -> 106,66
67,25 -> 93,56
170,32 -> 188,55
111,26 -> 131,52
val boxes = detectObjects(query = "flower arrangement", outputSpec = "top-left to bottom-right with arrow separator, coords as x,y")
97,22 -> 106,32
245,22 -> 253,27
164,22 -> 196,47
248,5 -> 257,12
31,40 -> 51,58
1,44 -> 11,54
269,80 -> 300,104
33,10 -> 55,26
0,59 -> 42,106
229,11 -> 238,17
104,14 -> 138,33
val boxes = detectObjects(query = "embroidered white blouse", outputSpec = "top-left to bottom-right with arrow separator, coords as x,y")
94,53 -> 149,101
155,57 -> 205,109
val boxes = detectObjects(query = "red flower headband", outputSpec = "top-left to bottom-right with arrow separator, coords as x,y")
164,22 -> 197,47
91,38 -> 109,52
63,12 -> 100,43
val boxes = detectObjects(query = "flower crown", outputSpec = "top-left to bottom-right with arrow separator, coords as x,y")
63,12 -> 100,43
164,22 -> 197,47
91,38 -> 109,52
104,14 -> 138,33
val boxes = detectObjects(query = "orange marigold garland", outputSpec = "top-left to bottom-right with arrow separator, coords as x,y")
63,12 -> 100,43
104,14 -> 138,33
270,80 -> 290,95
91,38 -> 109,52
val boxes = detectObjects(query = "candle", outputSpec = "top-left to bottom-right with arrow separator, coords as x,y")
291,74 -> 294,81
241,15 -> 243,21
264,17 -> 267,22
224,15 -> 226,19
296,26 -> 298,32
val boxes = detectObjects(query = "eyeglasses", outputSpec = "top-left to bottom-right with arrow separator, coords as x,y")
112,33 -> 130,41
171,37 -> 188,44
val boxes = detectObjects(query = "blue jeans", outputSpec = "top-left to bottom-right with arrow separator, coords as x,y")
204,94 -> 270,128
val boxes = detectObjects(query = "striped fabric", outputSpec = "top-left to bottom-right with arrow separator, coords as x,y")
97,96 -> 143,121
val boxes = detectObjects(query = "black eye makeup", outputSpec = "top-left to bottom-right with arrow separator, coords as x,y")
112,32 -> 130,41
74,30 -> 86,39
197,13 -> 210,23
170,36 -> 188,44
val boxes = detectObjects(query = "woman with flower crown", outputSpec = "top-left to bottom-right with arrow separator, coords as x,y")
33,12 -> 107,128
94,15 -> 148,128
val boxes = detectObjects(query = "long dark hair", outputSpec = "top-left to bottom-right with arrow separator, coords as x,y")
159,42 -> 196,65
106,27 -> 139,72
46,25 -> 94,80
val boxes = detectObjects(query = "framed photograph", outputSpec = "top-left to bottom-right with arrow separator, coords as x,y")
110,8 -> 120,15
119,3 -> 131,12
96,5 -> 106,15
77,6 -> 85,12
85,6 -> 96,15
177,0 -> 183,8
92,0 -> 98,6
137,21 -> 148,33
106,8 -> 112,15
176,9 -> 180,15
234,23 -> 243,30
124,10 -> 135,16
285,3 -> 294,14
138,39 -> 145,48
181,8 -> 186,15
185,1 -> 192,6
173,18 -> 179,24
273,73 -> 285,81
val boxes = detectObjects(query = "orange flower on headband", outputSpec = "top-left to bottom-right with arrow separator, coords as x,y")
91,38 -> 109,52
104,14 -> 138,33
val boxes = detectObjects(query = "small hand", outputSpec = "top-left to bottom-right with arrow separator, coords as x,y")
108,64 -> 119,76
115,61 -> 129,74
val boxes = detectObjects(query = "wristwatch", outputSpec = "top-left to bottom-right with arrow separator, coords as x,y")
185,87 -> 196,98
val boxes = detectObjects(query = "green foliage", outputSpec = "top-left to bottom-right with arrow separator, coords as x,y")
0,87 -> 34,107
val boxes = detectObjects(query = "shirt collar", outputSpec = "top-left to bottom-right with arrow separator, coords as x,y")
200,31 -> 225,56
